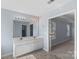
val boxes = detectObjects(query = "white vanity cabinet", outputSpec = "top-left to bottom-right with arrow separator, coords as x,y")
13,37 -> 43,57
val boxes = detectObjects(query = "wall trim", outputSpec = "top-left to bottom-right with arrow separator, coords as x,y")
43,48 -> 49,52
48,9 -> 76,20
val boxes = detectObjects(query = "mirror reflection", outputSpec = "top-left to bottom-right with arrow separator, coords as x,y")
13,20 -> 35,37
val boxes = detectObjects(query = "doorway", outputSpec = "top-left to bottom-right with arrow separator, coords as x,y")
48,11 -> 75,51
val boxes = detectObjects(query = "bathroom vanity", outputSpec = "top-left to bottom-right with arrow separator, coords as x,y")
13,37 -> 43,57
13,19 -> 42,58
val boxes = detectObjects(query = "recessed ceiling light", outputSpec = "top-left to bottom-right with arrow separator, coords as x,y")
48,0 -> 54,4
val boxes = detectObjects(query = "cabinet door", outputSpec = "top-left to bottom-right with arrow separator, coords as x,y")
15,44 -> 34,56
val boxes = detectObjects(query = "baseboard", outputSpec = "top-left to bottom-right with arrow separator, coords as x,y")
51,38 -> 71,47
43,48 -> 49,52
1,52 -> 12,58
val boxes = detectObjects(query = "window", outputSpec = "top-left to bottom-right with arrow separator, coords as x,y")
67,24 -> 70,36
51,22 -> 56,32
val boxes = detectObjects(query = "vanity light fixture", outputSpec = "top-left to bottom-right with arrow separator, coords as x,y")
14,16 -> 26,20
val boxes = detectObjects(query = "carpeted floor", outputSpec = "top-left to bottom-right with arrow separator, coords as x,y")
2,40 -> 74,59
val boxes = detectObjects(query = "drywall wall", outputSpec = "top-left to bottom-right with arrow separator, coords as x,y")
13,20 -> 30,37
1,8 -> 39,56
39,16 -> 49,51
1,9 -> 13,56
33,20 -> 39,36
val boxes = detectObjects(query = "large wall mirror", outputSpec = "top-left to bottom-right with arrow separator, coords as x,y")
13,19 -> 38,37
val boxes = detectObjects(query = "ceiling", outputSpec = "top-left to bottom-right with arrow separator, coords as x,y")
1,0 -> 76,16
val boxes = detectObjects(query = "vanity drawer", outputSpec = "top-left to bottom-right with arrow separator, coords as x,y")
15,44 -> 34,56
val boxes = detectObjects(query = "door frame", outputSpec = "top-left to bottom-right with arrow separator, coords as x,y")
48,9 -> 76,52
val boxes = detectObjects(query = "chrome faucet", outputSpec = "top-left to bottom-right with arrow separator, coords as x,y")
20,37 -> 22,40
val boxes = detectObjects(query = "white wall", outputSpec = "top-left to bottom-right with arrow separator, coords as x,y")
32,19 -> 39,36
1,8 -> 39,56
39,16 -> 49,51
1,9 -> 13,56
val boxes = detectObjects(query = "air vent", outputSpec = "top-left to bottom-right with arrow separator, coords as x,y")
48,0 -> 54,4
